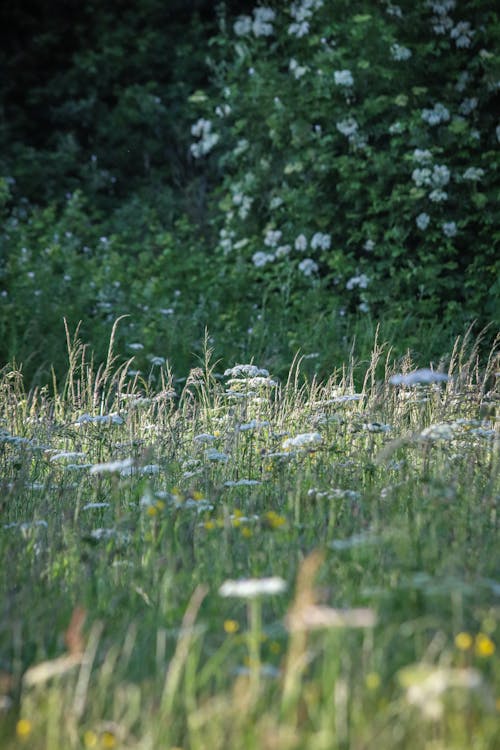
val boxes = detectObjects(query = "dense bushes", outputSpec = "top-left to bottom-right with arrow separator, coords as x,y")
0,1 -> 498,384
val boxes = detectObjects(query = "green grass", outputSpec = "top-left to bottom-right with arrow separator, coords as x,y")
0,325 -> 498,749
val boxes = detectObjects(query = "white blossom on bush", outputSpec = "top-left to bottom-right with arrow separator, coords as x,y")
234,15 -> 252,36
451,21 -> 474,48
459,98 -> 477,115
421,103 -> 450,126
295,234 -> 308,252
298,258 -> 319,276
462,167 -> 484,181
289,58 -> 308,79
416,212 -> 431,230
334,70 -> 354,87
310,232 -> 331,250
336,117 -> 358,137
442,221 -> 457,237
190,118 -> 219,158
264,229 -> 282,247
390,44 -> 412,61
429,189 -> 448,202
252,7 -> 276,36
275,244 -> 291,258
252,251 -> 275,268
412,149 -> 433,164
346,274 -> 370,290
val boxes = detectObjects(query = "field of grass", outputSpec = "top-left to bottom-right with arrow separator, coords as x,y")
0,325 -> 498,749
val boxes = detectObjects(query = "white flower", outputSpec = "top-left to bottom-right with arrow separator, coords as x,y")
282,432 -> 322,450
128,342 -> 144,350
252,251 -> 275,268
390,44 -> 412,61
298,258 -> 319,276
264,229 -> 282,247
295,234 -> 308,252
190,119 -> 219,158
462,167 -> 484,181
416,213 -> 431,230
431,164 -> 450,187
74,413 -> 123,426
420,423 -> 455,441
219,577 -> 287,599
364,239 -> 375,252
289,58 -> 308,79
334,69 -> 354,87
459,98 -> 478,115
270,195 -> 283,209
50,451 -> 86,462
310,232 -> 331,250
252,7 -> 275,37
289,21 -> 310,37
389,121 -> 404,134
90,457 -> 134,475
193,433 -> 216,443
412,149 -> 433,164
429,189 -> 448,202
421,103 -> 450,126
389,368 -> 450,386
358,301 -> 370,313
275,244 -> 291,258
450,21 -> 474,48
336,117 -> 358,137
234,15 -> 252,36
442,221 -> 457,237
346,274 -> 370,290
224,364 -> 270,378
205,449 -> 229,462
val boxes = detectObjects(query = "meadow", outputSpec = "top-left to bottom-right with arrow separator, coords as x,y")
0,324 -> 498,749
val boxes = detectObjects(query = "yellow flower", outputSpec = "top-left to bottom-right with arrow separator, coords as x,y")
101,730 -> 117,748
264,511 -> 286,529
146,505 -> 157,517
241,527 -> 252,538
454,632 -> 473,651
192,490 -> 204,501
156,500 -> 166,511
83,730 -> 98,748
365,672 -> 381,691
204,520 -> 216,530
224,619 -> 239,634
475,633 -> 495,658
16,719 -> 32,739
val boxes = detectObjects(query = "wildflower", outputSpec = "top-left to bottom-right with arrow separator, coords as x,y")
416,212 -> 431,230
219,577 -> 287,598
431,164 -> 450,187
390,44 -> 412,61
275,244 -> 291,258
190,119 -> 219,158
74,413 -> 123,426
289,21 -> 310,37
224,619 -> 240,634
310,232 -> 331,250
389,121 -> 404,134
399,664 -> 481,720
287,605 -> 377,631
89,457 -> 134,475
194,433 -> 216,443
459,98 -> 478,115
252,7 -> 275,37
420,423 -> 455,441
475,633 -> 495,657
204,448 -> 229,462
334,70 -> 354,87
289,58 -> 308,79
283,432 -> 322,450
101,731 -> 117,749
224,364 -> 270,378
83,730 -> 98,748
455,632 -> 473,651
442,221 -> 457,238
421,103 -> 450,126
298,258 -> 319,276
16,719 -> 32,739
50,451 -> 87,461
389,368 -> 450,386
264,511 -> 287,529
264,229 -> 282,247
241,526 -> 253,538
294,234 -> 307,253
364,239 -> 375,252
224,479 -> 262,486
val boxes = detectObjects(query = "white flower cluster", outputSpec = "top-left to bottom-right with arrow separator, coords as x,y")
190,118 -> 219,158
232,189 -> 253,219
310,232 -> 331,250
336,117 -> 366,149
346,274 -> 370,290
288,0 -> 323,38
450,21 -> 474,48
416,212 -> 431,231
282,432 -> 322,450
427,0 -> 455,34
234,7 -> 276,38
264,229 -> 282,247
295,233 -> 308,251
412,164 -> 450,189
298,258 -> 319,276
390,44 -> 412,61
412,148 -> 433,164
252,251 -> 275,268
334,69 -> 354,87
442,221 -> 457,238
459,97 -> 478,116
462,167 -> 485,181
421,103 -> 450,126
289,58 -> 308,79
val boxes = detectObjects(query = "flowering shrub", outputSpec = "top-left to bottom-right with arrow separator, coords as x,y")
191,0 -> 499,322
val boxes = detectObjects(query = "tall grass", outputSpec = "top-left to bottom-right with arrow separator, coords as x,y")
0,327 -> 498,749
